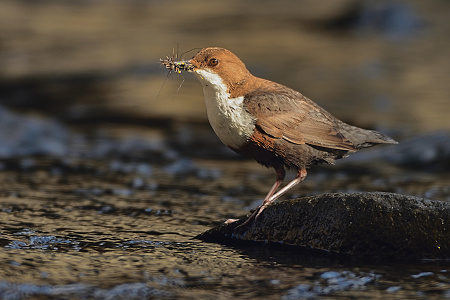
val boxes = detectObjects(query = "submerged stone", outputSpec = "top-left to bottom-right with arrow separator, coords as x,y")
197,192 -> 449,259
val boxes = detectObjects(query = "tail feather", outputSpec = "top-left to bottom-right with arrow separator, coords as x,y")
359,129 -> 398,148
340,124 -> 398,149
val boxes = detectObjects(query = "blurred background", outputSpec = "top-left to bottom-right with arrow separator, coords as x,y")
1,0 -> 449,135
1,1 -> 450,298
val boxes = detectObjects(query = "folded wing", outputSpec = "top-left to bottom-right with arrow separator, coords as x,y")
244,87 -> 357,152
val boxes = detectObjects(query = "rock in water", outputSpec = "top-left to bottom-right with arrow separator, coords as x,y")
197,192 -> 449,259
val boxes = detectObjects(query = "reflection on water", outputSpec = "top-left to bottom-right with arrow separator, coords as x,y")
0,112 -> 449,298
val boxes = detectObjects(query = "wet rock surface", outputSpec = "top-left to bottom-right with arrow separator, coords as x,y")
198,192 -> 450,259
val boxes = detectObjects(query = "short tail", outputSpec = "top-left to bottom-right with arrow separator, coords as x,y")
360,129 -> 398,148
341,124 -> 398,149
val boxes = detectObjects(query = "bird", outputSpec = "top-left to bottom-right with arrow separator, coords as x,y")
165,47 -> 397,224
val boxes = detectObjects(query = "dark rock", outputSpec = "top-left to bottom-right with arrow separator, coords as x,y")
197,192 -> 450,259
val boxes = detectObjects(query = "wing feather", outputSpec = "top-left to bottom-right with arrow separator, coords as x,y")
244,86 -> 357,151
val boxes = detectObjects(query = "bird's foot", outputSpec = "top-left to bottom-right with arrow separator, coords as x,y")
254,203 -> 268,220
234,205 -> 265,229
223,218 -> 239,225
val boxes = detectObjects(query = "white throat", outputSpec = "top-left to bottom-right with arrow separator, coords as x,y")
193,69 -> 256,149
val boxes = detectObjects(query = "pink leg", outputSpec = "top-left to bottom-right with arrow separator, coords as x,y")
235,167 -> 286,227
255,168 -> 307,219
261,167 -> 286,204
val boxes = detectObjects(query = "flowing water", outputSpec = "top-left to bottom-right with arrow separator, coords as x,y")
1,0 -> 450,299
0,116 -> 448,299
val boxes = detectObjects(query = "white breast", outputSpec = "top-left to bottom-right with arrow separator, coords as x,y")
193,69 -> 256,149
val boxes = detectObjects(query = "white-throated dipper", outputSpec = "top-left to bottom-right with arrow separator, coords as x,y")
163,47 -> 397,224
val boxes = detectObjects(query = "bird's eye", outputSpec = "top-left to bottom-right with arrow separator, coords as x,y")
208,58 -> 219,66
